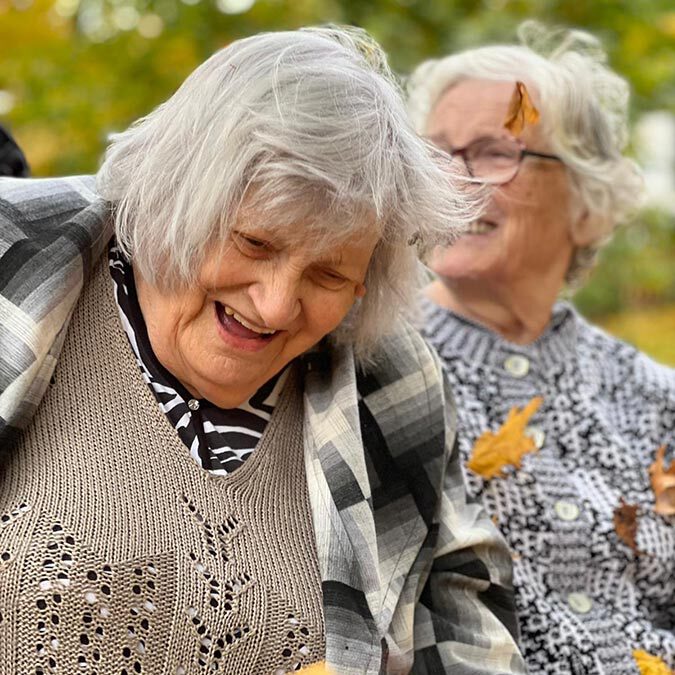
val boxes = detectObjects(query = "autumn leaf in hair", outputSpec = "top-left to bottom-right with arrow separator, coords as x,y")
632,649 -> 674,675
649,445 -> 675,516
503,81 -> 540,136
467,397 -> 543,479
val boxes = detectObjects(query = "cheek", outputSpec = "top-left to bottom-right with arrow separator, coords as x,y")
158,294 -> 212,353
303,291 -> 354,340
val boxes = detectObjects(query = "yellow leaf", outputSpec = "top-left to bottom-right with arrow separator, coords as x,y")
298,664 -> 335,675
503,81 -> 540,136
633,649 -> 674,675
467,397 -> 543,479
649,445 -> 675,516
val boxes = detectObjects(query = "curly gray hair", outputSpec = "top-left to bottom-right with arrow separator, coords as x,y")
407,21 -> 644,286
97,26 -> 480,363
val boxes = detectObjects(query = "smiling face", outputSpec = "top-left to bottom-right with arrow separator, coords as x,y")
426,78 -> 585,290
135,218 -> 379,408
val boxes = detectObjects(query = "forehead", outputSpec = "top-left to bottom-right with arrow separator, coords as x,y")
426,78 -> 546,147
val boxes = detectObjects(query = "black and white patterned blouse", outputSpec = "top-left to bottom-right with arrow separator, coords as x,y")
420,297 -> 675,675
108,242 -> 289,476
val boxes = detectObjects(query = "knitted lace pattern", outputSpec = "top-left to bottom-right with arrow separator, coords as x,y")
0,259 -> 325,675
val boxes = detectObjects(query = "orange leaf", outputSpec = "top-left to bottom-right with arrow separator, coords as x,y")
613,499 -> 640,554
633,649 -> 674,675
467,397 -> 543,479
298,664 -> 335,675
503,81 -> 540,136
649,445 -> 675,516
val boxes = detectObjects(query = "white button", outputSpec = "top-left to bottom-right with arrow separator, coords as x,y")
504,355 -> 530,377
555,500 -> 581,521
567,592 -> 593,614
187,399 -> 200,411
525,426 -> 545,449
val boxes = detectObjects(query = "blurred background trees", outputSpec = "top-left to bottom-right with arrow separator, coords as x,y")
1,0 -> 674,362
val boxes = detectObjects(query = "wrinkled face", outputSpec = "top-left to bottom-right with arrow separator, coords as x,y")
135,220 -> 379,408
426,78 -> 584,287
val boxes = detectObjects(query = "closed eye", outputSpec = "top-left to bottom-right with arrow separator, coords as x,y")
313,268 -> 349,291
233,231 -> 272,257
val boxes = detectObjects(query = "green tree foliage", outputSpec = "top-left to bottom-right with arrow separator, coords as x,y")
2,0 -> 675,175
1,0 -> 674,360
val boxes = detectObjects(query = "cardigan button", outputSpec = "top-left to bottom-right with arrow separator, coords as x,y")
504,355 -> 530,377
555,500 -> 581,521
525,426 -> 545,449
567,592 -> 593,614
188,399 -> 200,411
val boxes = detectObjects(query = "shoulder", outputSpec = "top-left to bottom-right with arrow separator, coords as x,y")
0,175 -> 110,322
355,323 -> 451,524
356,321 -> 451,455
0,175 -> 97,237
357,320 -> 445,403
574,310 -> 675,397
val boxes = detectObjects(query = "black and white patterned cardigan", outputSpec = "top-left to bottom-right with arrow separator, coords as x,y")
421,296 -> 675,675
0,175 -> 526,674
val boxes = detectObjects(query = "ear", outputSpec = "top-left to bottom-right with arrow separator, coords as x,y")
569,207 -> 600,248
354,283 -> 367,299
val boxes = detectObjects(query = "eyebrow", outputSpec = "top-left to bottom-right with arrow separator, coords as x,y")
315,252 -> 345,269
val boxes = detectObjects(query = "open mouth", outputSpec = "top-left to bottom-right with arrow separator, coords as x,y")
465,219 -> 498,235
214,302 -> 278,342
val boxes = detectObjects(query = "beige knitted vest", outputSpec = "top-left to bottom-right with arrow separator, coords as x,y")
0,259 -> 325,674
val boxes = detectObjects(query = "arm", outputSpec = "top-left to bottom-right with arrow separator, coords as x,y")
413,358 -> 527,675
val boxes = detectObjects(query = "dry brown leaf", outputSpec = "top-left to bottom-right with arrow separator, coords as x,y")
298,664 -> 335,675
467,397 -> 543,479
633,649 -> 674,675
649,445 -> 675,516
503,81 -> 540,136
613,499 -> 640,554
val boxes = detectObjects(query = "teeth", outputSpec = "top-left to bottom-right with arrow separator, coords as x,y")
223,305 -> 276,335
467,221 -> 497,235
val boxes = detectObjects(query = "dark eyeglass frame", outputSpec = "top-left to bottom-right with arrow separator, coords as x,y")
435,136 -> 563,185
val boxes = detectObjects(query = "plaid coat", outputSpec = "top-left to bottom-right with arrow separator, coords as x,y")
0,176 -> 526,674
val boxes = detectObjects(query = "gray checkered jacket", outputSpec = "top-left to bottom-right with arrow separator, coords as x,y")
0,176 -> 526,674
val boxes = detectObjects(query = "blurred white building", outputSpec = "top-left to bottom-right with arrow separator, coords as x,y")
635,111 -> 675,214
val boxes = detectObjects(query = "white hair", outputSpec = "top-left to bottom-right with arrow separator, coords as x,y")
97,26 -> 480,363
407,21 -> 644,286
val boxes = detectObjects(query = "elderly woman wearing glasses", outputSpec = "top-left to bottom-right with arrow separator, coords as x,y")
408,22 -> 675,675
0,27 -> 526,675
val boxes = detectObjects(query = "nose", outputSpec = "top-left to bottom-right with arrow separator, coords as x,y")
248,267 -> 302,330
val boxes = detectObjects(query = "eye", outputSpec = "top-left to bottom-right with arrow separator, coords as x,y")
233,231 -> 272,257
313,268 -> 349,291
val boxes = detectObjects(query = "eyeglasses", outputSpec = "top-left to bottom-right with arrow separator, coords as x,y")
433,135 -> 562,185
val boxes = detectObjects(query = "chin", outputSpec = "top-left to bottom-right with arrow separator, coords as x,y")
190,368 -> 260,408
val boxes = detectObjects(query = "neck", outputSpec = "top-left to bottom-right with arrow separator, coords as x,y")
425,276 -> 563,344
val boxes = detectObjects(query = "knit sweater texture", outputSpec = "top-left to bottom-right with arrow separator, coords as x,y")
0,259 -> 325,674
420,297 -> 675,675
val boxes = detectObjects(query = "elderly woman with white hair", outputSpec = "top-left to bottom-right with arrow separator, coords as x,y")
0,26 -> 525,675
409,22 -> 675,675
